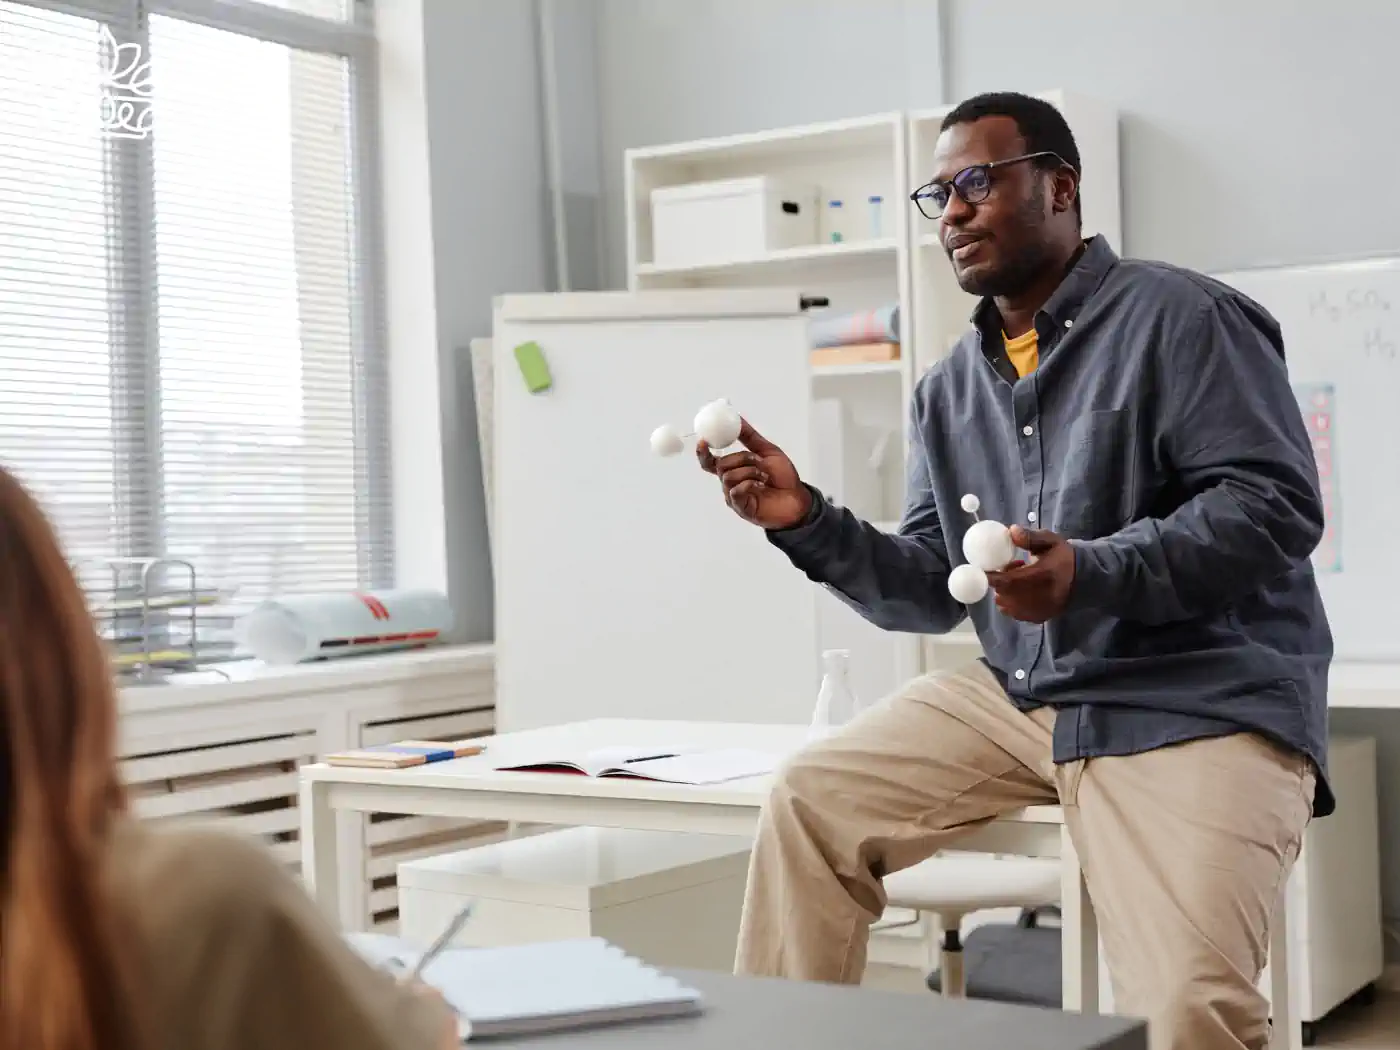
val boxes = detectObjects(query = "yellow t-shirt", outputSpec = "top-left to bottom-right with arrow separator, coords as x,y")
1003,328 -> 1039,377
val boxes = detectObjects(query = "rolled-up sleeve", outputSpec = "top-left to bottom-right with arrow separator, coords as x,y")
767,389 -> 966,634
1069,295 -> 1324,624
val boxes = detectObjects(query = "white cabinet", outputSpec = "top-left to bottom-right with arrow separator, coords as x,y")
398,827 -> 752,972
1263,735 -> 1384,1027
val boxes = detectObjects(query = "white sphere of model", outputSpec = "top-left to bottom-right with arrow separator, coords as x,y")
693,399 -> 742,450
960,493 -> 981,514
947,563 -> 990,604
962,519 -> 1016,572
649,423 -> 685,457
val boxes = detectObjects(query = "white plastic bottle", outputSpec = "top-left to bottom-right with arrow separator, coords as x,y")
867,194 -> 884,239
826,199 -> 845,243
809,649 -> 861,739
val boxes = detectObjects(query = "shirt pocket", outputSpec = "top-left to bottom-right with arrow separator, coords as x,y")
1049,408 -> 1138,538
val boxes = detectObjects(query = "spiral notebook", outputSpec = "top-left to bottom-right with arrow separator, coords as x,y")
349,935 -> 704,1040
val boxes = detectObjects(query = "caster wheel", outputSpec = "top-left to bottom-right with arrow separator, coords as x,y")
1300,1021 -> 1317,1047
1354,982 -> 1379,1008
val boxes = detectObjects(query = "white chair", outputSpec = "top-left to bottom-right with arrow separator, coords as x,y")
883,852 -> 1061,998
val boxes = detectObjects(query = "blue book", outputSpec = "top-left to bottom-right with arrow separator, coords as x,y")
325,739 -> 486,769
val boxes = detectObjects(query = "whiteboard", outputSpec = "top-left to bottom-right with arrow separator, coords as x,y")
1214,258 -> 1399,662
493,289 -> 820,732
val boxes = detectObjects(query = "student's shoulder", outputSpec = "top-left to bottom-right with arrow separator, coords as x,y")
125,820 -> 287,886
112,820 -> 300,937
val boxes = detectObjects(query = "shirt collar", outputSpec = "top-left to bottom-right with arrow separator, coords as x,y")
969,233 -> 1120,333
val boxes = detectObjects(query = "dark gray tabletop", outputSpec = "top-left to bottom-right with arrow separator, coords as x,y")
482,969 -> 1147,1049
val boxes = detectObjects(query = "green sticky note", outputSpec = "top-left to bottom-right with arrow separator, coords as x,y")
513,341 -> 553,393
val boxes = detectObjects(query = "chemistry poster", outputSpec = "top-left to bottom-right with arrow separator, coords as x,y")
1294,383 -> 1341,573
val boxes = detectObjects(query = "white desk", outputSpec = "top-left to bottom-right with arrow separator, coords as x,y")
299,717 -> 1298,1046
300,720 -> 1092,1003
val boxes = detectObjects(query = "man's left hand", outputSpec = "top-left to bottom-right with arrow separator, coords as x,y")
985,526 -> 1077,623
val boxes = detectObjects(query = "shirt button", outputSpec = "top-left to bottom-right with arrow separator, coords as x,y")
1014,669 -> 1027,681
1022,425 -> 1034,436
1027,511 -> 1038,523
1064,319 -> 1073,329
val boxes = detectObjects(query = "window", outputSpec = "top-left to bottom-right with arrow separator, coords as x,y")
0,0 -> 390,608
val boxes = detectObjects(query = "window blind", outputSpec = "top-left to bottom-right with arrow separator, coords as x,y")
0,0 -> 390,618
0,3 -> 125,574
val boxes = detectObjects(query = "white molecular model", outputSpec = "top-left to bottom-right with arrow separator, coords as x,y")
650,398 -> 743,457
946,493 -> 1017,604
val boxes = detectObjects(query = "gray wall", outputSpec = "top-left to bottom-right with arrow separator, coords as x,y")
594,0 -> 946,287
943,0 -> 1400,273
421,0 -> 605,643
594,0 -> 1400,280
582,0 -> 1400,948
422,0 -> 554,643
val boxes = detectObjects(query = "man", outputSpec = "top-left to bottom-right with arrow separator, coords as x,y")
698,91 -> 1331,1050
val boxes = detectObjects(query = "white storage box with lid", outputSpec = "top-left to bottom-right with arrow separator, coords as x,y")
649,176 -> 817,267
398,826 -> 753,971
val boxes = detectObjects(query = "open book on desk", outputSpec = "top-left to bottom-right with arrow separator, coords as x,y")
348,935 -> 704,1040
496,746 -> 777,785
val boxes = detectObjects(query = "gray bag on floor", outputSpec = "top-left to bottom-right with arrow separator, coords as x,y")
926,908 -> 1061,1007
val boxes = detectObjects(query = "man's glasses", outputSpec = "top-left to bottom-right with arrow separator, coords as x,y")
910,151 -> 1070,220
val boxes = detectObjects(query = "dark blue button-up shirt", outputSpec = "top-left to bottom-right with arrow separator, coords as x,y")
772,236 -> 1334,815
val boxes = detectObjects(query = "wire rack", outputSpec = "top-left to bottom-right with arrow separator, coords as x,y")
87,557 -> 242,683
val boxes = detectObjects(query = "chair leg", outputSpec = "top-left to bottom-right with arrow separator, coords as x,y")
1060,825 -> 1100,1014
1268,870 -> 1303,1050
941,928 -> 966,999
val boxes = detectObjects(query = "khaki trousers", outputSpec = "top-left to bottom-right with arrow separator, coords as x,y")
735,662 -> 1315,1050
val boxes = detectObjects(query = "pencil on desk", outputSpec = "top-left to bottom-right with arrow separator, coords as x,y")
409,902 -> 476,981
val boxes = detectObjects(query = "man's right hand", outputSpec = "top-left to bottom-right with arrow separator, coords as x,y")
697,419 -> 812,530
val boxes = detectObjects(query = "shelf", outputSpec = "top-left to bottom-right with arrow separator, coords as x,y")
634,238 -> 898,282
628,112 -> 902,167
812,359 -> 903,379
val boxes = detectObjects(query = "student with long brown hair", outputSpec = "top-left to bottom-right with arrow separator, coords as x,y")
0,465 -> 455,1050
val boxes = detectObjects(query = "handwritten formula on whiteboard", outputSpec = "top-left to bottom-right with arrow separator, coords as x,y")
1214,256 -> 1399,659
1308,287 -> 1398,363
1293,382 -> 1341,573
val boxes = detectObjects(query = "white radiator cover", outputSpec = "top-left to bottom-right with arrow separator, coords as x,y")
119,644 -> 496,929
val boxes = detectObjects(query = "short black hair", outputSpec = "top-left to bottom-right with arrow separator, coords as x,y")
941,91 -> 1082,224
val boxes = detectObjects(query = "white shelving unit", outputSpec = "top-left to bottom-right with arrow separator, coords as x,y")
626,114 -> 914,489
908,90 -> 1123,376
627,114 -> 919,708
634,238 -> 900,283
623,94 -> 1121,701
